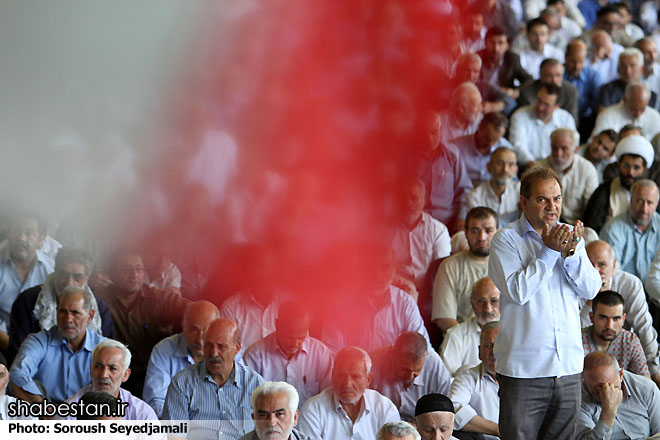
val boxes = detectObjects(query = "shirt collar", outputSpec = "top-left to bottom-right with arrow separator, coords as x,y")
332,389 -> 370,416
516,213 -> 539,239
174,333 -> 195,362
202,360 -> 239,388
478,363 -> 498,384
48,326 -> 94,351
274,334 -> 310,359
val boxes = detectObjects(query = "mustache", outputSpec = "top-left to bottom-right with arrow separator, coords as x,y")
95,378 -> 112,386
208,357 -> 224,364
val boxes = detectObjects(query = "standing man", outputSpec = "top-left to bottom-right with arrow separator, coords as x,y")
488,166 -> 601,438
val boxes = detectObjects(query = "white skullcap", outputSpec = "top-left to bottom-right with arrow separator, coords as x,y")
615,135 -> 655,166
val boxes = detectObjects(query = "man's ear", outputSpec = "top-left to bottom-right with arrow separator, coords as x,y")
87,308 -> 95,324
589,311 -> 594,324
236,339 -> 242,353
293,409 -> 299,427
122,368 -> 131,383
367,371 -> 373,387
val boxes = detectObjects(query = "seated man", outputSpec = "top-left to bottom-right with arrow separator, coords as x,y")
10,286 -> 105,403
538,128 -> 599,224
563,39 -> 603,132
438,82 -> 483,141
370,332 -> 451,422
586,240 -> 660,386
598,48 -> 660,111
578,129 -> 619,184
8,246 -> 114,362
513,18 -> 564,79
432,208 -> 498,333
578,351 -> 660,439
440,278 -> 500,377
163,318 -> 264,439
298,346 -> 399,439
377,421 -> 421,440
243,301 -> 333,407
239,381 -> 311,440
64,339 -> 157,420
143,300 -> 220,417
449,322 -> 500,439
478,27 -> 532,101
97,248 -> 190,396
584,135 -> 655,233
465,147 -> 520,227
582,290 -> 650,377
589,30 -> 624,84
414,393 -> 460,440
517,58 -> 579,121
601,179 -> 660,282
0,355 -> 36,420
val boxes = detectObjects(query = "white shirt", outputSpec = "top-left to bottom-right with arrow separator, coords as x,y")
449,363 -> 500,440
243,333 -> 334,406
299,388 -> 400,440
440,316 -> 482,377
581,270 -> 660,375
0,393 -> 37,420
372,350 -> 451,422
465,180 -> 520,227
515,44 -> 565,79
591,102 -> 660,141
393,212 -> 450,288
509,105 -> 577,164
538,155 -> 599,224
588,43 -> 624,84
146,261 -> 182,290
644,63 -> 660,96
432,251 -> 489,322
488,215 -> 601,378
438,110 -> 482,142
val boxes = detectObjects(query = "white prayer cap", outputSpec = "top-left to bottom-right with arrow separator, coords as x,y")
615,134 -> 655,166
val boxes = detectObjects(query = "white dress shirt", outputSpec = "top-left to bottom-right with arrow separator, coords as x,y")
591,102 -> 660,141
488,215 -> 602,378
243,333 -> 334,406
0,394 -> 38,420
449,363 -> 500,440
298,388 -> 400,440
465,180 -> 520,227
538,155 -> 599,224
509,105 -> 576,164
515,44 -> 565,79
393,212 -> 450,288
440,317 -> 482,377
432,251 -> 488,323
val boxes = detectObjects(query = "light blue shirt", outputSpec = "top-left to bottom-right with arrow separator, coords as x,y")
488,214 -> 601,378
163,360 -> 264,440
143,332 -> 195,418
65,385 -> 158,420
0,247 -> 53,332
10,326 -> 105,402
448,134 -> 513,186
564,66 -> 603,120
600,211 -> 660,283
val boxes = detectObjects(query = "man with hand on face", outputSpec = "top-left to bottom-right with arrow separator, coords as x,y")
10,286 -> 105,404
239,382 -> 311,440
143,300 -> 220,417
243,301 -> 333,407
414,393 -> 460,440
488,166 -> 601,439
298,346 -> 400,440
63,339 -> 157,420
578,352 -> 660,439
163,318 -> 264,440
582,291 -> 650,378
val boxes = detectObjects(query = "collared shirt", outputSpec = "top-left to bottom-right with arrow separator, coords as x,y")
0,394 -> 37,420
163,361 -> 264,440
448,134 -> 513,186
146,261 -> 182,290
64,385 -> 158,420
644,63 -> 660,96
10,326 -> 105,402
578,370 -> 660,439
578,0 -> 616,29
392,212 -> 450,288
143,332 -> 195,417
582,326 -> 649,376
0,247 -> 53,332
465,180 -> 520,227
509,104 -> 576,164
438,110 -> 482,142
591,102 -> 660,142
322,286 -> 431,354
239,428 -> 312,440
432,251 -> 488,323
488,215 -> 601,378
449,363 -> 499,440
538,155 -> 599,224
298,388 -> 400,440
583,270 -> 660,375
371,349 -> 451,422
514,44 -> 565,79
601,211 -> 660,282
243,333 -> 333,406
439,317 -> 482,377
564,66 -> 603,120
588,43 -> 624,84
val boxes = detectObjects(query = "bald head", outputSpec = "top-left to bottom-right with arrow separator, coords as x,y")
204,319 -> 241,384
586,240 -> 616,288
183,301 -> 220,360
453,82 -> 482,125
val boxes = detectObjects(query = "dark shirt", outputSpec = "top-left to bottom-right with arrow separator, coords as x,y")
598,78 -> 660,111
478,50 -> 532,90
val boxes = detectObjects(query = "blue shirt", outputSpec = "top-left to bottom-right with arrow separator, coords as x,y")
163,360 -> 264,440
564,66 -> 603,120
578,0 -> 616,29
601,211 -> 660,282
143,333 -> 195,418
448,134 -> 513,186
10,326 -> 105,402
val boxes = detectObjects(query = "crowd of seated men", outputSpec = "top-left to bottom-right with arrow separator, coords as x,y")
5,1 -> 660,439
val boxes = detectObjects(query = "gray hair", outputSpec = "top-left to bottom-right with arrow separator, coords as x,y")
54,247 -> 94,279
551,127 -> 579,148
452,82 -> 481,107
619,47 -> 644,66
480,321 -> 501,343
57,285 -> 93,312
624,81 -> 650,101
377,421 -> 421,440
393,332 -> 429,363
250,381 -> 299,415
335,346 -> 372,375
631,179 -> 660,200
457,53 -> 482,70
92,339 -> 132,374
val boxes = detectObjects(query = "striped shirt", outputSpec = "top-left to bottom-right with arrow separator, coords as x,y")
163,360 -> 264,440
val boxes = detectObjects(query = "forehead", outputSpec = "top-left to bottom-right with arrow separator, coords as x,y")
620,54 -> 640,64
632,185 -> 659,199
466,215 -> 497,229
542,64 -> 562,74
587,243 -> 612,260
594,302 -> 624,315
473,283 -> 499,300
11,217 -> 40,231
58,293 -> 86,309
416,411 -> 454,427
528,23 -> 548,33
256,391 -> 290,411
551,133 -> 573,146
116,254 -> 143,266
585,365 -> 619,384
204,324 -> 236,344
481,327 -> 499,343
334,357 -> 367,376
94,347 -> 125,367
492,149 -> 516,162
58,262 -> 86,274
529,178 -> 561,197
537,89 -> 557,103
620,155 -> 645,166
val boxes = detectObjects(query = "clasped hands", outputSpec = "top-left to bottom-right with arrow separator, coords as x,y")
541,220 -> 584,254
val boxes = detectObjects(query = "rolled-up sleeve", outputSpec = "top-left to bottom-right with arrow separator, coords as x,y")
10,332 -> 48,396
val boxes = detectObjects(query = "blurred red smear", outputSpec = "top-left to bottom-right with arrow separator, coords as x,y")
125,1 -> 462,336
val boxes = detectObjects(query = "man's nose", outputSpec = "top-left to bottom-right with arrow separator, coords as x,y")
266,413 -> 278,426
